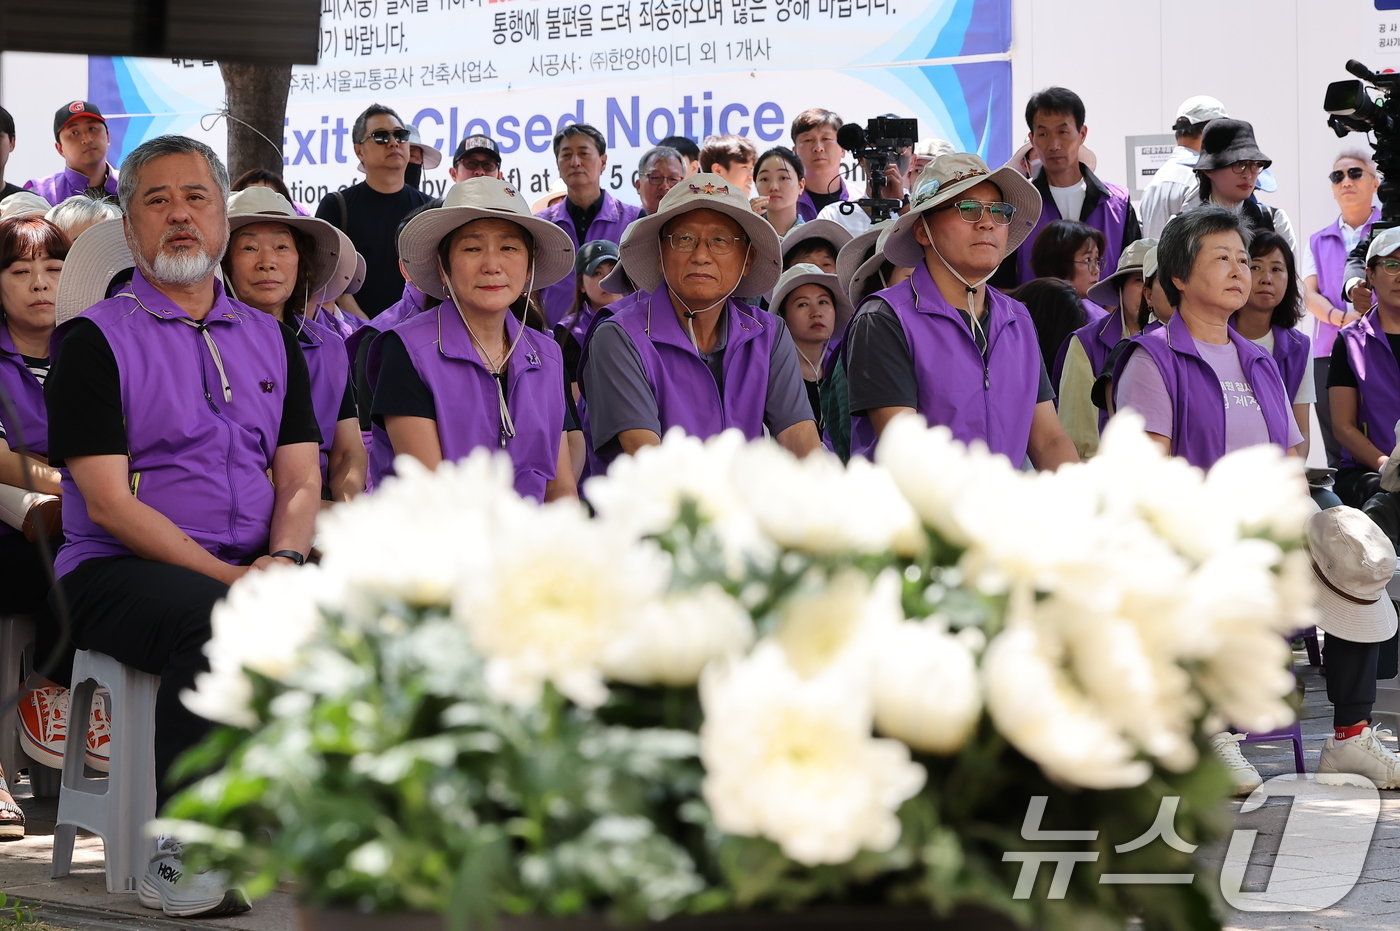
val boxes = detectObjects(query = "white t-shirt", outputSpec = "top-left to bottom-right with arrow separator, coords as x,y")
1050,179 -> 1087,222
1248,328 -> 1316,405
815,201 -> 873,238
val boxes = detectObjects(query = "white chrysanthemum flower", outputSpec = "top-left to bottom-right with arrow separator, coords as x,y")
730,443 -> 925,557
771,568 -> 902,678
183,563 -> 342,726
601,584 -> 754,687
983,625 -> 1151,789
318,453 -> 518,606
700,643 -> 926,865
874,414 -> 1018,545
454,500 -> 670,708
1203,444 -> 1313,543
872,622 -> 982,754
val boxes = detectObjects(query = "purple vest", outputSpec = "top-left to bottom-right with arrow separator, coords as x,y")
295,315 -> 353,487
796,177 -> 852,223
0,326 -> 49,459
535,191 -> 644,327
607,289 -> 780,444
1016,167 -> 1136,288
1336,311 -> 1400,470
849,263 -> 1040,462
54,271 -> 289,576
368,303 -> 564,502
1111,310 -> 1293,470
1055,308 -> 1127,431
1264,324 -> 1310,403
24,165 -> 118,206
1309,207 -> 1380,357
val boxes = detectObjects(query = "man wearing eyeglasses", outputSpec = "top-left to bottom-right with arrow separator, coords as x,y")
844,153 -> 1078,468
315,104 -> 433,319
633,145 -> 685,215
1304,151 -> 1381,472
996,87 -> 1140,291
534,123 -> 644,327
579,174 -> 818,463
450,134 -> 503,181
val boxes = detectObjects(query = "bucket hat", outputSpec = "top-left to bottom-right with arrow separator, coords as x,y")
397,177 -> 574,300
54,218 -> 220,325
780,218 -> 854,265
1142,244 -> 1159,282
842,222 -> 907,306
836,219 -> 887,300
771,262 -> 855,339
225,187 -> 343,295
1194,119 -> 1271,172
0,191 -> 52,221
1088,238 -> 1158,306
884,153 -> 1041,268
617,173 -> 780,297
1306,506 -> 1398,644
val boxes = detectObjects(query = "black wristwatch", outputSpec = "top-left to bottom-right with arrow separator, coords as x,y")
270,550 -> 306,566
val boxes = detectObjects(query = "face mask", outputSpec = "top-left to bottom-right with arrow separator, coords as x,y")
404,162 -> 423,189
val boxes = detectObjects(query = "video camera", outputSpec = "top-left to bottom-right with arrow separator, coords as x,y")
1325,59 -> 1400,226
835,115 -> 919,222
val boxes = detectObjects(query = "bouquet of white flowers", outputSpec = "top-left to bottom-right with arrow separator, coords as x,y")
166,414 -> 1314,931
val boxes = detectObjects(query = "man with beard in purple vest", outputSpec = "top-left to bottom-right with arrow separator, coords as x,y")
844,152 -> 1078,468
993,87 -> 1140,291
580,174 -> 819,462
45,135 -> 322,918
534,124 -> 643,328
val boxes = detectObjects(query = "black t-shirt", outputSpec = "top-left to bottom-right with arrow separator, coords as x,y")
370,331 -> 580,431
0,182 -> 22,201
46,319 -> 321,464
846,300 -> 1055,415
807,188 -> 844,213
1328,332 -> 1400,390
316,182 -> 432,319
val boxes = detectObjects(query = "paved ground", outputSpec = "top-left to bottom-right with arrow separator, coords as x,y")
1,645 -> 1398,930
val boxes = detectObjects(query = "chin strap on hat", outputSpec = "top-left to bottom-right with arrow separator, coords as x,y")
658,242 -> 752,351
439,256 -> 537,447
920,214 -> 996,348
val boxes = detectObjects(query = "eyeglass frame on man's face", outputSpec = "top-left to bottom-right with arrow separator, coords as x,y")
643,173 -> 684,188
663,232 -> 749,255
939,199 -> 1017,226
364,128 -> 412,145
1228,160 -> 1267,176
1330,166 -> 1369,184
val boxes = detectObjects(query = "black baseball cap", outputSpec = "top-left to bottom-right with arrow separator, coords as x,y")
53,100 -> 106,139
575,240 -> 620,277
453,134 -> 500,165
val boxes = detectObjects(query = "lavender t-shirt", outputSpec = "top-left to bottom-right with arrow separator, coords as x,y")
1117,337 -> 1303,452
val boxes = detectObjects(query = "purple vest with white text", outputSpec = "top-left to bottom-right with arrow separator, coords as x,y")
1111,310 -> 1292,470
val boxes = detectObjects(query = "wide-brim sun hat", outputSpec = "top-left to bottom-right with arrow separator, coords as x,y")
884,152 -> 1042,269
348,252 -> 367,295
0,191 -> 53,221
617,172 -> 781,297
780,218 -> 854,264
1194,118 -> 1271,172
771,262 -> 856,338
1142,245 -> 1159,282
1088,237 -> 1158,306
847,223 -> 905,306
317,227 -> 359,301
1306,506 -> 1399,643
836,219 -> 888,299
531,182 -> 568,215
226,187 -> 343,296
398,177 -> 575,300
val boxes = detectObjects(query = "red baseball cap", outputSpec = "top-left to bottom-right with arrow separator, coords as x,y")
53,100 -> 106,139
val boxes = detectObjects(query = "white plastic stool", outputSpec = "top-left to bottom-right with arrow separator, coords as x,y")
52,649 -> 159,894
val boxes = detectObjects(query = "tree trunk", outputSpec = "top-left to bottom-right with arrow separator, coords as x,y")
218,61 -> 291,182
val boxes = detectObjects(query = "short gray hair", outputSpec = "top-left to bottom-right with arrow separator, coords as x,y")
1335,147 -> 1378,174
117,135 -> 230,215
637,145 -> 683,175
1156,206 -> 1253,306
45,194 -> 122,237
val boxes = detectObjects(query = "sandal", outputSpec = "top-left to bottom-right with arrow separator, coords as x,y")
0,770 -> 24,840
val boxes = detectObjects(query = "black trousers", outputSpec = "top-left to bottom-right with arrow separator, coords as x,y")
1336,466 -> 1383,510
1324,631 -> 1388,729
52,556 -> 228,810
0,532 -> 71,685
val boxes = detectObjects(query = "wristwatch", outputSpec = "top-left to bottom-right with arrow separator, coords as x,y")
270,549 -> 306,566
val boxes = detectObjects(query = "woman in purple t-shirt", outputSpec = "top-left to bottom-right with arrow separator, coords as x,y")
1115,207 -> 1302,468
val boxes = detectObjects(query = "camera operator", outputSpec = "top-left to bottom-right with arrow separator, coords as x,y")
815,114 -> 917,239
